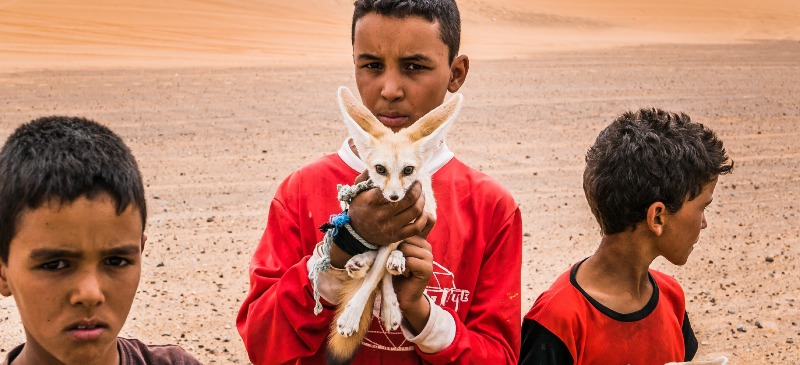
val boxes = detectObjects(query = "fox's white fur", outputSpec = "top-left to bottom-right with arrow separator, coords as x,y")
327,86 -> 463,364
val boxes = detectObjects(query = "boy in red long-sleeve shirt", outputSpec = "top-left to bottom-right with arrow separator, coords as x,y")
237,1 -> 522,364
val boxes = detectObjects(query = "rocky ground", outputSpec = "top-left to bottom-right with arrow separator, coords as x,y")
1,41 -> 798,363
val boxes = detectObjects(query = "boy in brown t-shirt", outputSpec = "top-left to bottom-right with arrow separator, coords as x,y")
0,116 -> 200,365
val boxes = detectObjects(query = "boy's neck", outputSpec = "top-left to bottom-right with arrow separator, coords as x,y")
576,231 -> 658,314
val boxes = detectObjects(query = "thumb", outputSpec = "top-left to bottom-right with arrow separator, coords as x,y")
354,170 -> 369,184
419,213 -> 436,239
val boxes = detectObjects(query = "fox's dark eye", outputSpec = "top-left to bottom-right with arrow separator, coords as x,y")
403,166 -> 415,175
375,165 -> 387,175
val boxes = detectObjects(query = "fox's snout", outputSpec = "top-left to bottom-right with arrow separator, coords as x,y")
381,188 -> 406,203
373,174 -> 410,203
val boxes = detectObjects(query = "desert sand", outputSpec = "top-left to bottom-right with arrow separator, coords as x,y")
1,1 -> 799,364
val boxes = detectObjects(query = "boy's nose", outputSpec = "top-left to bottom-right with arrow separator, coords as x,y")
380,73 -> 404,102
70,271 -> 106,307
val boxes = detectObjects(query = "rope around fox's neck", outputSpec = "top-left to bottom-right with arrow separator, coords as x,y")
309,180 -> 375,315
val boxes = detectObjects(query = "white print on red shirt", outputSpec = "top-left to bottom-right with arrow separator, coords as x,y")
362,261 -> 470,352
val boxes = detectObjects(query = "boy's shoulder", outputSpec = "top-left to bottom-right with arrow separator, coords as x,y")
290,151 -> 351,180
277,151 -> 355,194
118,337 -> 202,365
436,157 -> 517,206
524,265 -> 582,322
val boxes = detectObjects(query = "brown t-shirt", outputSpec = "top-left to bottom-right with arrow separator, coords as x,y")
3,337 -> 201,365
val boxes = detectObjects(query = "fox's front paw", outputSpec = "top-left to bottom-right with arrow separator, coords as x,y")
345,251 -> 376,279
337,303 -> 362,337
386,250 -> 405,275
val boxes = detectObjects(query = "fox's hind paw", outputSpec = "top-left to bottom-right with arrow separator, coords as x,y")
381,278 -> 402,331
386,250 -> 405,275
345,251 -> 377,279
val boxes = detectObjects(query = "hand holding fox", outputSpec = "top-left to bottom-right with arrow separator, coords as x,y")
393,231 -> 435,334
349,175 -> 430,245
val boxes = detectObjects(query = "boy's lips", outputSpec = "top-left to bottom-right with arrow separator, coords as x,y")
65,319 -> 109,341
378,113 -> 409,128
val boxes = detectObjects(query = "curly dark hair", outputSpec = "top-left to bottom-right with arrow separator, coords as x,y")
352,0 -> 461,63
0,116 -> 147,262
583,108 -> 734,235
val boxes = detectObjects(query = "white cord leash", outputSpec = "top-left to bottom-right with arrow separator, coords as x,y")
308,180 -> 375,315
337,180 -> 375,208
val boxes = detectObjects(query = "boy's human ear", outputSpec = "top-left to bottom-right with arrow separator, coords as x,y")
141,234 -> 147,252
0,261 -> 11,297
447,55 -> 469,93
646,202 -> 667,236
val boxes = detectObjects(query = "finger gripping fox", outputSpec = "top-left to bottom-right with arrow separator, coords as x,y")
328,86 -> 463,364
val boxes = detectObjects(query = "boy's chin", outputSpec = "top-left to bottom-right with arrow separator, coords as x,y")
667,252 -> 693,266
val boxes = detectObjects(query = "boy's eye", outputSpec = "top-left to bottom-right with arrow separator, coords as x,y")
105,257 -> 131,267
402,166 -> 415,175
375,165 -> 387,175
364,62 -> 382,70
41,260 -> 68,271
405,63 -> 427,71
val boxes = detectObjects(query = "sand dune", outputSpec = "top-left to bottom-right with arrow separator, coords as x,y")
1,0 -> 799,70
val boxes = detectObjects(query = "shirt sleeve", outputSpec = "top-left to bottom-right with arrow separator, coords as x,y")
518,318 -> 573,365
236,195 -> 336,365
416,206 -> 523,364
682,312 -> 698,361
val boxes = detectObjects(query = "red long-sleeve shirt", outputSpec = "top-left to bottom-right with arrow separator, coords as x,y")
237,142 -> 522,364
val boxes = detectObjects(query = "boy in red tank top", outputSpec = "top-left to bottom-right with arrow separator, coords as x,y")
520,109 -> 734,365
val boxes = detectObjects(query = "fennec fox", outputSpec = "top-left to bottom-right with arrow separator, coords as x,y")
328,86 -> 463,364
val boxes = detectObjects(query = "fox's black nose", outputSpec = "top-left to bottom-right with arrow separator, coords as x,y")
389,194 -> 399,201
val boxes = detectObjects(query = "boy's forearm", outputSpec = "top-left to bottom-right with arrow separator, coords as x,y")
238,197 -> 337,363
329,242 -> 352,269
238,255 -> 337,364
402,295 -> 432,335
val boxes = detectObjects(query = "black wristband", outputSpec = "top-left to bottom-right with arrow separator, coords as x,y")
333,225 -> 372,256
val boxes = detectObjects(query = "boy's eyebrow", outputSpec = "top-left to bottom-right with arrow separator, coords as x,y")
357,53 -> 382,62
103,245 -> 141,256
356,53 -> 433,63
28,244 -> 141,261
29,248 -> 81,261
399,54 -> 433,63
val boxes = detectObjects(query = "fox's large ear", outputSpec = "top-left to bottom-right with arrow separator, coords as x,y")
405,93 -> 463,156
337,86 -> 389,153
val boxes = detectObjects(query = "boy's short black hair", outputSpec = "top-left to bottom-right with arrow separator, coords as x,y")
583,108 -> 733,235
352,0 -> 461,63
0,116 -> 147,262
